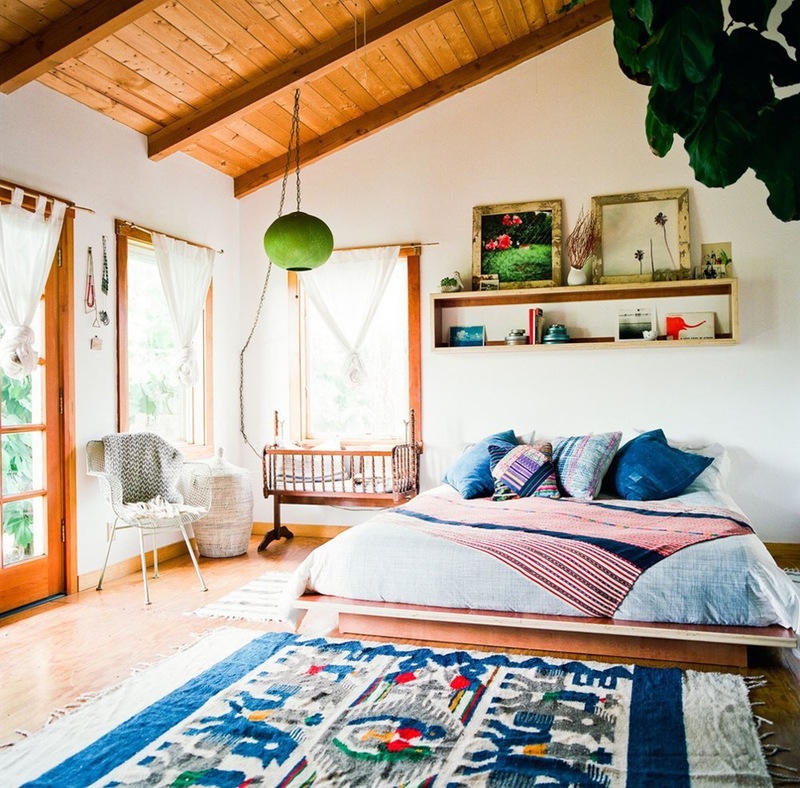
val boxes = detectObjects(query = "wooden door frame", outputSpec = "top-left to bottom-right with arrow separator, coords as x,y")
59,217 -> 77,595
0,182 -> 76,598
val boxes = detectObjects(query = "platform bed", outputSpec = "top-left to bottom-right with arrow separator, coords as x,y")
295,594 -> 797,668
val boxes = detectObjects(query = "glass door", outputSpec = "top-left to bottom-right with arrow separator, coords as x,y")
0,230 -> 66,614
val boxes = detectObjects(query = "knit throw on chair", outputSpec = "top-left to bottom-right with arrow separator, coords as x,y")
102,433 -> 183,504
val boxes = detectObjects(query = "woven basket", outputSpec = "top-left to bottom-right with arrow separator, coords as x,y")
193,448 -> 253,558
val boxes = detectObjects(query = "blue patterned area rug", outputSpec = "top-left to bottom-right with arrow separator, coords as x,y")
0,629 -> 770,786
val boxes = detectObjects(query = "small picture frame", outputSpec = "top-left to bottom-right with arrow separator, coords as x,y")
449,325 -> 486,347
472,200 -> 562,290
592,189 -> 690,284
700,242 -> 732,280
478,274 -> 500,291
617,307 -> 655,341
665,312 -> 715,340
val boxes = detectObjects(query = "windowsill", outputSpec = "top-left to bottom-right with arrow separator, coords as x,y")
178,443 -> 215,460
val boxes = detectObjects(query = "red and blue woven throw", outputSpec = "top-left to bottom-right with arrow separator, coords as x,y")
388,491 -> 752,617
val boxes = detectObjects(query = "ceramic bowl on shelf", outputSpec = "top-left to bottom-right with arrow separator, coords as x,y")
504,328 -> 528,345
542,324 -> 570,343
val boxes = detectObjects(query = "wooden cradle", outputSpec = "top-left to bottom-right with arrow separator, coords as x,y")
259,411 -> 420,551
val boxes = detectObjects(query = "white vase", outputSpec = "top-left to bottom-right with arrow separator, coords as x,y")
567,265 -> 588,286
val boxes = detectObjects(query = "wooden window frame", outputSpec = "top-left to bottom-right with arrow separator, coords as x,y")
288,247 -> 421,446
115,220 -> 213,458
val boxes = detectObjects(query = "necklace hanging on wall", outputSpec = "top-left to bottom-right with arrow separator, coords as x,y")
98,236 -> 110,326
84,246 -> 96,313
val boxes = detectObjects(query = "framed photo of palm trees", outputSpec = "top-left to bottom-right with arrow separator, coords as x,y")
591,189 -> 690,284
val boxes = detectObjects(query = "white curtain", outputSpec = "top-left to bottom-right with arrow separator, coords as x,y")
0,188 -> 67,379
301,246 -> 400,384
152,233 -> 215,387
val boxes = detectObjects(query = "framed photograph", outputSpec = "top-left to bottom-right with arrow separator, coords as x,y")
478,274 -> 500,291
592,189 -> 690,284
665,312 -> 715,340
700,242 -> 732,280
472,200 -> 562,290
449,325 -> 485,347
616,307 -> 655,341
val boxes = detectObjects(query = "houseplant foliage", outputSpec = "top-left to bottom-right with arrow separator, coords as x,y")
611,0 -> 800,221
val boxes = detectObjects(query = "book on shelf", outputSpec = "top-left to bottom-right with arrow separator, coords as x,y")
529,308 -> 544,344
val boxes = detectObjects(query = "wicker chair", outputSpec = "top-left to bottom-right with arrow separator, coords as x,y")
87,434 -> 212,605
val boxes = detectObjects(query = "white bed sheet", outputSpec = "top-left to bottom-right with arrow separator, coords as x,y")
282,485 -> 800,642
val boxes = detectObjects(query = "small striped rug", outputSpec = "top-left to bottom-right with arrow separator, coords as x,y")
191,572 -> 292,623
786,568 -> 800,586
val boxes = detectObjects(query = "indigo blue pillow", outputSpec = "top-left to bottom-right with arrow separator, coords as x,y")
442,430 -> 516,498
605,429 -> 713,501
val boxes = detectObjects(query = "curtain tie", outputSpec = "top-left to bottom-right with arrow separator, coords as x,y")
175,343 -> 199,387
0,325 -> 38,379
346,350 -> 365,385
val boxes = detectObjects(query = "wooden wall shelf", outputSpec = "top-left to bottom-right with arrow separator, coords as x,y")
431,278 -> 738,351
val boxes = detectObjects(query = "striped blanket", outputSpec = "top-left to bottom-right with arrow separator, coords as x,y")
388,491 -> 752,617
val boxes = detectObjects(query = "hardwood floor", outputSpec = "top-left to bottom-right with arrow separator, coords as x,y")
1,535 -> 798,778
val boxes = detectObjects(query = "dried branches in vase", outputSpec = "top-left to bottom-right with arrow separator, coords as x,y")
566,206 -> 598,285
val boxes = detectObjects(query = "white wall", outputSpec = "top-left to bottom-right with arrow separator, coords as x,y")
239,22 -> 800,542
0,83 -> 241,574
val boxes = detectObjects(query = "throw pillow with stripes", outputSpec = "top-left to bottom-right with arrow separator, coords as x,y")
489,442 -> 560,500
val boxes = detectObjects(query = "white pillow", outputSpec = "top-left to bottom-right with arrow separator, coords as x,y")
672,441 -> 730,493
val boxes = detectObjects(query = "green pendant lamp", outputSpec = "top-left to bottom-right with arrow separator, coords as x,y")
263,90 -> 333,271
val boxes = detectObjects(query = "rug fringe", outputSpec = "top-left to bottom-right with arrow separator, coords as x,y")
747,674 -> 799,784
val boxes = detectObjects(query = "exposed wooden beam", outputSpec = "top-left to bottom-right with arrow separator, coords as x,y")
0,0 -> 165,94
234,0 -> 612,198
147,0 -> 461,161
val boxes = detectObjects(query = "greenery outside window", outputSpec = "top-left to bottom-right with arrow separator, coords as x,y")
116,222 -> 213,456
289,247 -> 421,445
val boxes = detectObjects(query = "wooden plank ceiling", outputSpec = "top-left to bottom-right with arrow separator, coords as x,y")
0,0 -> 610,197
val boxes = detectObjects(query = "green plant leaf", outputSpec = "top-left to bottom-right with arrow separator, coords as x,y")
611,0 -> 650,79
648,75 -> 720,138
645,95 -> 675,155
684,96 -> 754,187
720,29 -> 777,115
728,0 -> 778,31
640,3 -> 723,89
778,0 -> 800,51
752,95 -> 800,221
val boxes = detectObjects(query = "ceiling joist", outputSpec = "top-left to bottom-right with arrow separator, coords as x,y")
0,0 -> 165,94
147,0 -> 462,161
233,0 -> 612,199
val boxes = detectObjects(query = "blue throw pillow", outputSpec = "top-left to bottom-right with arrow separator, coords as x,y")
606,429 -> 714,501
442,430 -> 516,498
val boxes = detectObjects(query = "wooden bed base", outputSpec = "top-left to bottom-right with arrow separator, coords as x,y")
295,595 -> 798,668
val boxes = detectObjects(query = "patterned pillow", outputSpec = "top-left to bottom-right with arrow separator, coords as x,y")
488,442 -> 560,500
605,429 -> 714,500
553,431 -> 622,499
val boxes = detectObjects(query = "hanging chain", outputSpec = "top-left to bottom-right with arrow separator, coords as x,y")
240,89 -> 302,456
239,258 -> 273,457
277,89 -> 302,218
293,90 -> 302,213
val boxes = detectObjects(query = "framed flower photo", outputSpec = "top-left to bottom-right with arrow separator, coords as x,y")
591,189 -> 690,284
472,200 -> 562,290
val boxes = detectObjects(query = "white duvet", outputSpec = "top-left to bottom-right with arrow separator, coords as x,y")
282,485 -> 800,646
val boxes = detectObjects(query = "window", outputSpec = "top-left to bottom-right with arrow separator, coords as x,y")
290,247 -> 421,444
116,222 -> 213,455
